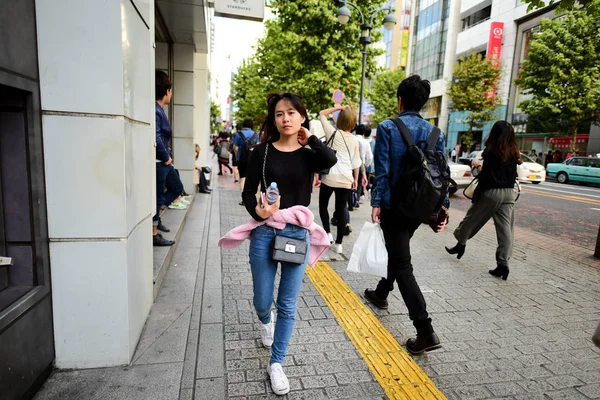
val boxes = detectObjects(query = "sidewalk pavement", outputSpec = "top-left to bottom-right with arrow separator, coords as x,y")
35,170 -> 600,400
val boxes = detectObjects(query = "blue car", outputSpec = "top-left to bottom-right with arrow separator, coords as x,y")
546,157 -> 600,184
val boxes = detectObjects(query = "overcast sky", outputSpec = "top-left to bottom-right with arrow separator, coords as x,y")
212,8 -> 273,116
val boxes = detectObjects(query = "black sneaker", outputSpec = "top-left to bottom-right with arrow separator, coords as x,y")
157,219 -> 170,233
344,224 -> 352,236
364,289 -> 388,309
153,234 -> 174,247
406,333 -> 441,355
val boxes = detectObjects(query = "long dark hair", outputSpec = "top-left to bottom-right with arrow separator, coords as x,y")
482,121 -> 522,164
260,92 -> 310,144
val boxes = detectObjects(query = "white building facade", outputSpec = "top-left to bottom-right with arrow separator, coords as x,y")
0,1 -> 216,397
405,0 -> 551,151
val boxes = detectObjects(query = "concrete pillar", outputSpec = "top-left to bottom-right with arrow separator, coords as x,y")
35,0 -> 155,368
194,53 -> 211,168
173,44 -> 196,194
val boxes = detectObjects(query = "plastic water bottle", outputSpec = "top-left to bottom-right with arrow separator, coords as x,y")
266,182 -> 279,205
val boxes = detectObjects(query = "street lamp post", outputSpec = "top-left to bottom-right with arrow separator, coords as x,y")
336,1 -> 397,125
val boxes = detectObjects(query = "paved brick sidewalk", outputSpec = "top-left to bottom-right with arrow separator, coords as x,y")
218,172 -> 600,400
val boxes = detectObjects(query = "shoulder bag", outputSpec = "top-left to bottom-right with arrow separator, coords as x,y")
463,178 -> 479,200
319,130 -> 338,175
262,144 -> 308,265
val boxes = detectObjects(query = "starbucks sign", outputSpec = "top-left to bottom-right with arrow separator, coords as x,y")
214,0 -> 265,22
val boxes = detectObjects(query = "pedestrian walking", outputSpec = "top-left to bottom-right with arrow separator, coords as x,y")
234,119 -> 260,205
232,125 -> 241,182
240,92 -> 336,395
216,132 -> 234,175
364,75 -> 448,354
446,120 -> 521,280
318,104 -> 362,254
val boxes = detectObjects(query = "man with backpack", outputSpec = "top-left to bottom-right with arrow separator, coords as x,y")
233,118 -> 259,205
365,75 -> 450,355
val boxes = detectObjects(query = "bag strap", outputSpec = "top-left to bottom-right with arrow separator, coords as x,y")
262,143 -> 269,190
325,130 -> 337,146
340,132 -> 353,163
426,127 -> 441,151
391,118 -> 416,147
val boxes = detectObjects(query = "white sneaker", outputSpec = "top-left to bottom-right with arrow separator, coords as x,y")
327,232 -> 334,243
168,201 -> 187,210
259,311 -> 274,348
267,363 -> 290,395
332,243 -> 343,254
180,198 -> 191,205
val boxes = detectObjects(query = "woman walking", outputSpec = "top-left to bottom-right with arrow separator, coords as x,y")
446,121 -> 521,280
216,132 -> 234,175
234,92 -> 336,395
318,105 -> 362,253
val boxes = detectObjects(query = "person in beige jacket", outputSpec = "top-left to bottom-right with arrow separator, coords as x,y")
318,105 -> 362,254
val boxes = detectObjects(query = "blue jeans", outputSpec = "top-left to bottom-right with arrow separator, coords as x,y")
249,224 -> 310,365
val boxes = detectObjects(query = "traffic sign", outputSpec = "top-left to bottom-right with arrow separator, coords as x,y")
333,89 -> 344,104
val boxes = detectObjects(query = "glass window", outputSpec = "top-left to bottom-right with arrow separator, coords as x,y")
589,158 -> 600,168
461,6 -> 491,31
571,158 -> 589,167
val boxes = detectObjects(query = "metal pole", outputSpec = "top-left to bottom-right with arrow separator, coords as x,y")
359,43 -> 367,125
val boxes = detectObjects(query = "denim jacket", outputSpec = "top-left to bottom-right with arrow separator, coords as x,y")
156,102 -> 172,162
371,111 -> 448,209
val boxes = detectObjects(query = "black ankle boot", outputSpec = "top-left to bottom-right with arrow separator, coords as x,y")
445,243 -> 465,259
406,333 -> 441,355
489,265 -> 509,280
364,289 -> 388,310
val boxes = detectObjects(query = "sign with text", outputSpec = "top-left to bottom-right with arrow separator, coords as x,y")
400,29 -> 409,67
214,0 -> 265,22
486,22 -> 504,98
487,22 -> 504,67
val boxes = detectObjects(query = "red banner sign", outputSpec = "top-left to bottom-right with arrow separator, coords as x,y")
487,22 -> 504,67
486,22 -> 504,99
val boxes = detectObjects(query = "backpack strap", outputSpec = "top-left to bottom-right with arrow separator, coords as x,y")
391,118 -> 416,147
426,127 -> 441,150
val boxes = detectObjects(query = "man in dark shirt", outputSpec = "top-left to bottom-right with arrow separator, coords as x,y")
153,71 -> 176,246
365,75 -> 447,355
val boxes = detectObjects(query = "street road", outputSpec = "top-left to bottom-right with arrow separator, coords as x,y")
451,181 -> 600,250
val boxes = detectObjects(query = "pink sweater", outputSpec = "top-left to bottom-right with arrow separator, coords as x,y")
218,206 -> 330,267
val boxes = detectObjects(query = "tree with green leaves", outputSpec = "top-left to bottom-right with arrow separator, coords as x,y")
514,6 -> 600,151
447,53 -> 502,151
230,59 -> 269,129
210,100 -> 222,134
366,68 -> 405,125
521,0 -> 597,12
231,0 -> 387,122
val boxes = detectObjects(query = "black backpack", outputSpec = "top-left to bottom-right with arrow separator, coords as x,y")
390,118 -> 452,223
237,132 -> 258,164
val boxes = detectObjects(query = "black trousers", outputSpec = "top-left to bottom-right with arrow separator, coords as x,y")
319,183 -> 351,244
375,208 -> 433,336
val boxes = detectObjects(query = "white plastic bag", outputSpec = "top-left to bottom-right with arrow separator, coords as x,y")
347,222 -> 388,278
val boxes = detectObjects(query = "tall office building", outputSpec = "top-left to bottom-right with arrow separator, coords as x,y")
404,0 -> 567,151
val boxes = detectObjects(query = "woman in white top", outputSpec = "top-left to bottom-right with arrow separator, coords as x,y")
318,105 -> 362,253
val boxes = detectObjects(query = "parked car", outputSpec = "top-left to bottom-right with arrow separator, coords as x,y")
517,153 -> 546,184
460,151 -> 546,183
458,150 -> 483,167
546,156 -> 600,184
448,161 -> 474,195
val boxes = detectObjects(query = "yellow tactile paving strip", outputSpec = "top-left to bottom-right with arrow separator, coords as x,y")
306,261 -> 447,400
